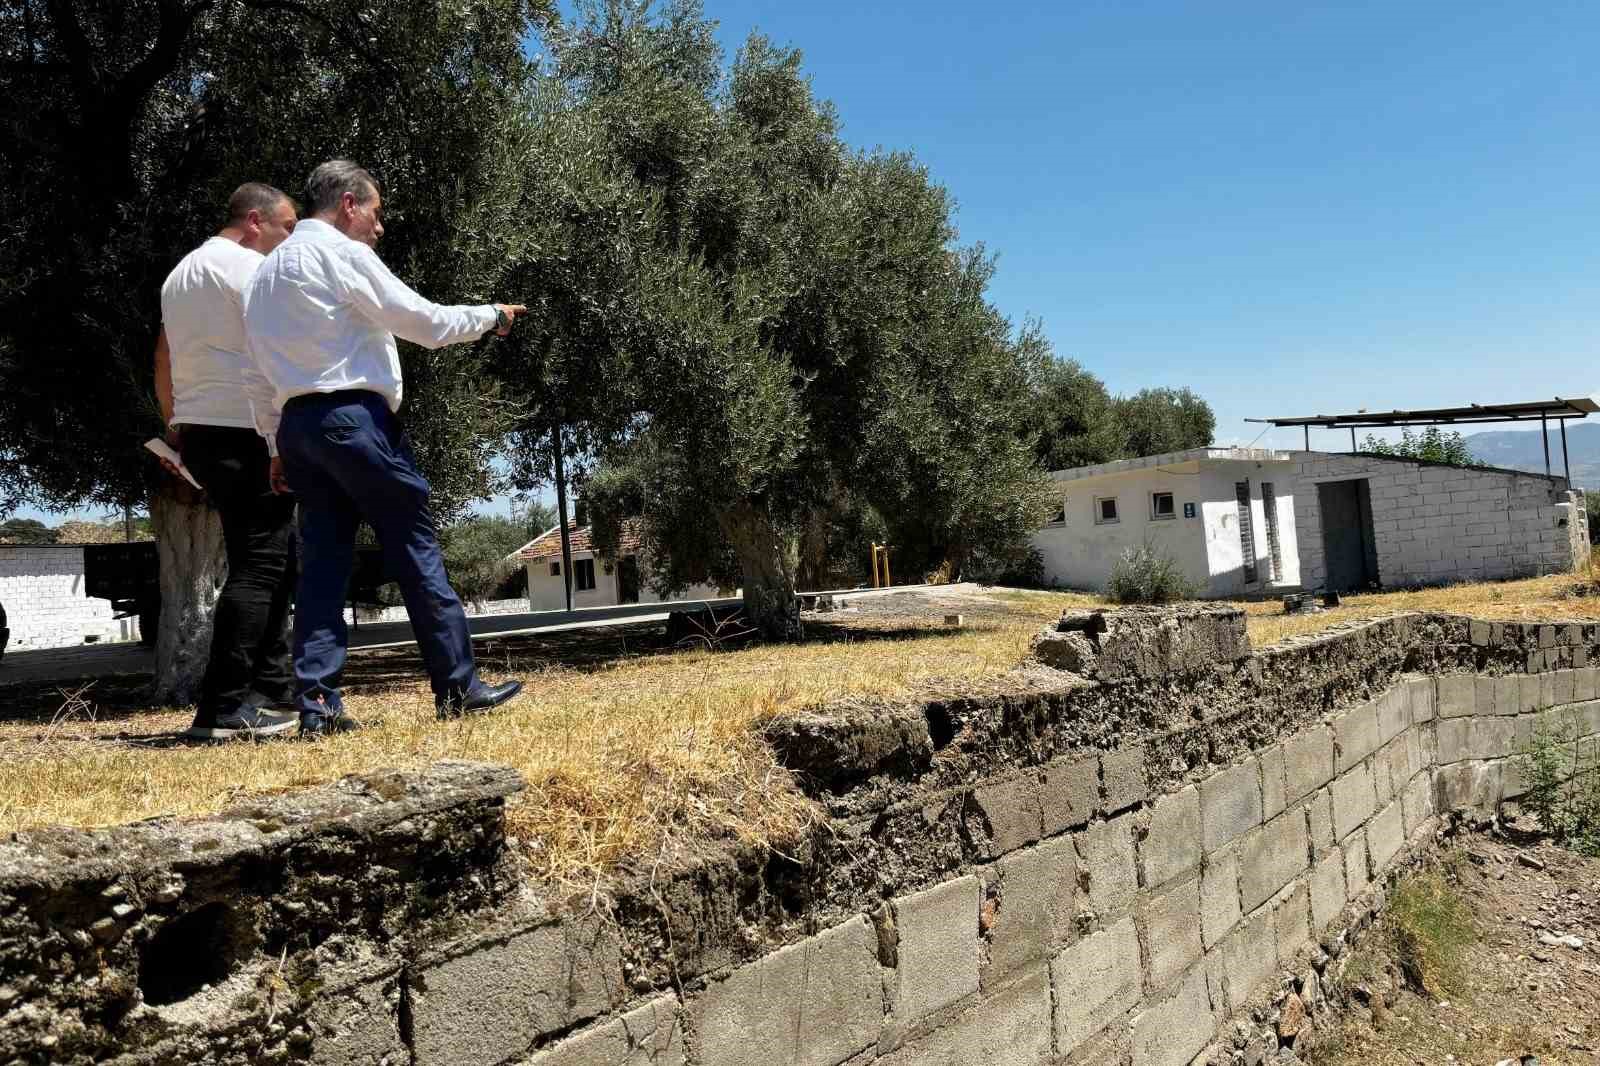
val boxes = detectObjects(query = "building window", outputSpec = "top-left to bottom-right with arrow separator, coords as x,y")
1150,492 -> 1176,520
575,558 -> 596,591
549,561 -> 560,577
1047,498 -> 1067,526
1235,481 -> 1258,584
1261,482 -> 1283,582
1094,497 -> 1119,525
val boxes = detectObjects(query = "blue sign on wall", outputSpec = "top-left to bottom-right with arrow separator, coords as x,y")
1183,502 -> 1197,519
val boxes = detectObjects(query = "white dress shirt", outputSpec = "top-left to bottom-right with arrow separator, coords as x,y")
242,218 -> 496,454
160,236 -> 263,429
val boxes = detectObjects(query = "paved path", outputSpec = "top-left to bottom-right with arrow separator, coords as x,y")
0,586 -> 928,688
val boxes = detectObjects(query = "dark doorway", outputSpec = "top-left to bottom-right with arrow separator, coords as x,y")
617,556 -> 641,604
1317,479 -> 1379,592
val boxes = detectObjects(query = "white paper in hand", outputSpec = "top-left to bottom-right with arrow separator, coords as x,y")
144,438 -> 203,490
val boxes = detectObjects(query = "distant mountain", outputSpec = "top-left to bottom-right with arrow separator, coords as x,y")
1465,423 -> 1600,487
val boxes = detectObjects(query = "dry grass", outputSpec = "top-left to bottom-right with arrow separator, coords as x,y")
0,592 -> 1078,885
5,571 -> 1600,884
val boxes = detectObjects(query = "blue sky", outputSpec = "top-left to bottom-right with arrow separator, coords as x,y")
20,1 -> 1600,523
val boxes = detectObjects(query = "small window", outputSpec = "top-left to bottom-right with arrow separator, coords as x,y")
1151,492 -> 1175,520
1047,498 -> 1067,526
1095,497 -> 1119,524
549,561 -> 560,577
575,558 -> 596,591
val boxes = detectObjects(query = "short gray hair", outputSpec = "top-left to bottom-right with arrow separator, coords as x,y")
226,182 -> 291,223
305,159 -> 379,215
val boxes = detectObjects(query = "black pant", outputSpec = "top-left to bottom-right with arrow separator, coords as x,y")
179,425 -> 297,718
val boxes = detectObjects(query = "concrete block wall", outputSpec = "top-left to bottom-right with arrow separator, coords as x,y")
517,673 -> 1594,1066
0,545 -> 135,649
9,611 -> 1600,1066
1291,453 -> 1588,590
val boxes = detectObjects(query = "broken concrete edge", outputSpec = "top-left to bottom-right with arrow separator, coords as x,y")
0,760 -> 525,890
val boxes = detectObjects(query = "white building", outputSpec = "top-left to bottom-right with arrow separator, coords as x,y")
512,522 -> 729,612
1031,447 -> 1589,597
0,545 -> 141,651
1031,448 -> 1300,597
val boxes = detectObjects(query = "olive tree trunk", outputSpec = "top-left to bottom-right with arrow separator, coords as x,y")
719,501 -> 802,642
149,489 -> 226,705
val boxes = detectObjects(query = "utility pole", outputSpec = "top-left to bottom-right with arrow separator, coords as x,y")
552,423 -> 573,612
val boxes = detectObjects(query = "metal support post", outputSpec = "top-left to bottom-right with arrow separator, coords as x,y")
553,423 -> 573,612
1561,418 -> 1571,485
1541,413 -> 1551,477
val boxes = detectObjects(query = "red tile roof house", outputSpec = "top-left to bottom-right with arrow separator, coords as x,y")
509,521 -> 732,611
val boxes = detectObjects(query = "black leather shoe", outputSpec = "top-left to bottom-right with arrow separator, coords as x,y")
299,712 -> 361,737
436,680 -> 524,719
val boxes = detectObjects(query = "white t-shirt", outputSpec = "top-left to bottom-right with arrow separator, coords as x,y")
160,236 -> 264,429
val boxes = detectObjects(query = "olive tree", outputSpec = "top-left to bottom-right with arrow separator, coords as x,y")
0,0 -> 547,699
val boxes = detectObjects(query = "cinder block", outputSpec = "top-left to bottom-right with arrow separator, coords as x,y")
1101,747 -> 1148,815
1576,668 -> 1598,703
1075,815 -> 1138,920
1259,745 -> 1288,821
1042,757 -> 1099,836
1282,726 -> 1334,803
1472,716 -> 1517,759
1209,906 -> 1274,1015
1140,786 -> 1201,890
1371,739 -> 1402,802
693,917 -> 881,1066
1302,789 -> 1335,858
1434,760 -> 1502,814
304,959 -> 407,1066
876,966 -> 1052,1066
1436,718 -> 1472,764
889,878 -> 981,1025
1308,848 -> 1346,932
1199,847 -> 1241,950
1518,674 -> 1542,714
1475,676 -> 1499,717
1436,674 -> 1474,718
1239,810 -> 1309,912
1329,763 -> 1379,841
1333,701 -> 1382,772
1050,919 -> 1142,1053
989,835 -> 1077,984
523,997 -> 684,1066
1271,880 -> 1312,963
1555,669 -> 1578,707
1139,875 -> 1203,992
1342,832 -> 1370,897
1366,801 -> 1405,873
970,776 -> 1044,857
1130,965 -> 1214,1066
411,914 -> 626,1066
1408,677 -> 1436,723
1377,687 -> 1409,744
1199,759 -> 1262,852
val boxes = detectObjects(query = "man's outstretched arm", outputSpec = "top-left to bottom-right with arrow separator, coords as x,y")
338,243 -> 524,349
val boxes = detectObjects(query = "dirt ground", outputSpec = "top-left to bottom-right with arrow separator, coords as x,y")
1314,823 -> 1600,1066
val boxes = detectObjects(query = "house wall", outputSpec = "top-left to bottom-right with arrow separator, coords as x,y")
1292,453 -> 1589,590
524,552 -> 726,612
1031,461 -> 1301,597
0,546 -> 139,650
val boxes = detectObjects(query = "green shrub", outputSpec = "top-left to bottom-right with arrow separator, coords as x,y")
1105,542 -> 1195,604
1521,713 -> 1600,856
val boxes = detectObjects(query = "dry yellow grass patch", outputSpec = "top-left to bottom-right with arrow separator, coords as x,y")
5,573 -> 1599,884
0,592 -> 1079,884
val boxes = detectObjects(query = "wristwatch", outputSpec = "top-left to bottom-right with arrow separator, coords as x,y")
493,306 -> 510,332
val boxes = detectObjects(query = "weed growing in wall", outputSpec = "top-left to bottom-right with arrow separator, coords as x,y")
1106,541 -> 1196,604
1521,712 -> 1600,856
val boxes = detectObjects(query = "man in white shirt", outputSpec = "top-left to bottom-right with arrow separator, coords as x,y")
243,160 -> 526,736
156,182 -> 300,739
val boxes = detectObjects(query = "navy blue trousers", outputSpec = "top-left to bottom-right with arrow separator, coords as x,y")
277,390 -> 477,716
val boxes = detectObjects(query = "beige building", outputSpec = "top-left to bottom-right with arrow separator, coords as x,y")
512,522 -> 728,612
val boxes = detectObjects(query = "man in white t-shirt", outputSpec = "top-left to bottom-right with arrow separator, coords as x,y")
155,182 -> 299,739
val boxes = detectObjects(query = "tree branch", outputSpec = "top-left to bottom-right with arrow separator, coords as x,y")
236,0 -> 414,117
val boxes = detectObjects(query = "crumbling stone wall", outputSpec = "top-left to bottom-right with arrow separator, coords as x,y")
4,609 -> 1599,1065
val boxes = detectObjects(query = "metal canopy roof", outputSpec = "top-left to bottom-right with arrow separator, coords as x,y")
1245,397 -> 1598,430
